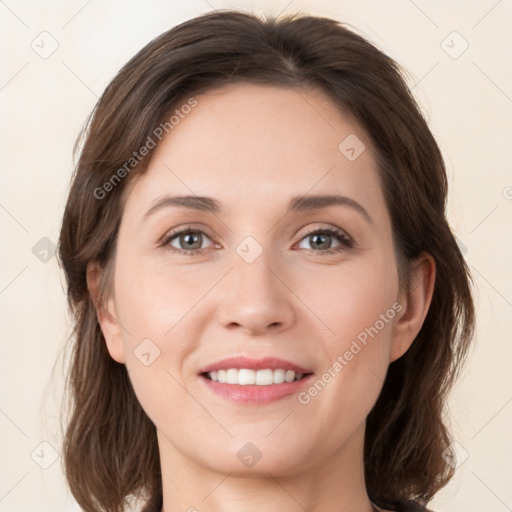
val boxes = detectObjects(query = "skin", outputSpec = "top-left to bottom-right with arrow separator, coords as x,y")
89,83 -> 435,512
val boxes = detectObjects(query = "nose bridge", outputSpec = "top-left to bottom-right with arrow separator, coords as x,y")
216,237 -> 295,334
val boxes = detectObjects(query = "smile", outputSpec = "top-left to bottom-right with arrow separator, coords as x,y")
204,368 -> 306,385
198,356 -> 314,404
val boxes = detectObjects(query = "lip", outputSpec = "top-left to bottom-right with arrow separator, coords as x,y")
198,356 -> 312,374
198,356 -> 314,405
200,373 -> 314,404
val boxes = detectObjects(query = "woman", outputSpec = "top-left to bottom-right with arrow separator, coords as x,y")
58,9 -> 474,512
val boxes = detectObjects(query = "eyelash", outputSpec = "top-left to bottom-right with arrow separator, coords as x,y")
161,226 -> 354,257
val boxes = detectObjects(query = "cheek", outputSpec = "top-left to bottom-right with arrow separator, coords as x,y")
114,256 -> 211,341
111,258 -> 202,401
307,252 -> 399,344
297,306 -> 396,441
300,254 -> 398,403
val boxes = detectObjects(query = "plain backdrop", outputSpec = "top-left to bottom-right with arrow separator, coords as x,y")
1,1 -> 511,511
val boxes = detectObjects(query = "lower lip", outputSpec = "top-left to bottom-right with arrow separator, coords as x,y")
200,374 -> 314,404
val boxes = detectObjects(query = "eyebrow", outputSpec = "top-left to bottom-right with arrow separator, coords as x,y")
144,193 -> 372,224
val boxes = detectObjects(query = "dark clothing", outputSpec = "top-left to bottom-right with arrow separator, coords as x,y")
375,499 -> 433,511
143,497 -> 433,511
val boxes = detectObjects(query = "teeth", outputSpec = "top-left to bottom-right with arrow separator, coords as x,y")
285,370 -> 295,382
207,368 -> 306,385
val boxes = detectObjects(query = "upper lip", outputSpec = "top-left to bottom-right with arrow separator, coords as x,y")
198,356 -> 313,374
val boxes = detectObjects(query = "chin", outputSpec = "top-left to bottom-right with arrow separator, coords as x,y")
193,437 -> 312,477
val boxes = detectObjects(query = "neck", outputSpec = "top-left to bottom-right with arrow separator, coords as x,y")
157,422 -> 377,512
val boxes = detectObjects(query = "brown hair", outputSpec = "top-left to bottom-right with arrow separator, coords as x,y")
58,9 -> 475,512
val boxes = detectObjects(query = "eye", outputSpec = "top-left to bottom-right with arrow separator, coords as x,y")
161,226 -> 354,256
296,227 -> 353,254
163,228 -> 215,255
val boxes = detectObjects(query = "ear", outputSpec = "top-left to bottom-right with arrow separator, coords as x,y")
390,253 -> 435,362
86,261 -> 126,364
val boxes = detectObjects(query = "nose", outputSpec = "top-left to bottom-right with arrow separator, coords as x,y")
216,252 -> 296,336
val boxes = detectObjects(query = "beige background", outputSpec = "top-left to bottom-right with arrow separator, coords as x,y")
1,1 -> 511,511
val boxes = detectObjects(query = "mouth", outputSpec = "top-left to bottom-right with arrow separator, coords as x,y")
198,356 -> 314,404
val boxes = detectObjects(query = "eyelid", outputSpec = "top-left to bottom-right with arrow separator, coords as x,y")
159,223 -> 216,246
297,223 -> 352,241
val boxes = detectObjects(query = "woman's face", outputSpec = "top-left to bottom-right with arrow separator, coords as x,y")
97,83 -> 423,477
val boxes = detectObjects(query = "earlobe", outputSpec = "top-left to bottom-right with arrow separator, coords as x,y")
390,254 -> 435,362
86,261 -> 126,364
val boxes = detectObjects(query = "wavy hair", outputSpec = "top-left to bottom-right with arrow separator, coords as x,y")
58,9 -> 475,512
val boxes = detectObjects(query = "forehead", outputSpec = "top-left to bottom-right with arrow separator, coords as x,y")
123,83 -> 384,219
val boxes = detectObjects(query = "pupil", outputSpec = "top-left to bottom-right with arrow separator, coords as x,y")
311,233 -> 330,250
182,232 -> 201,249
